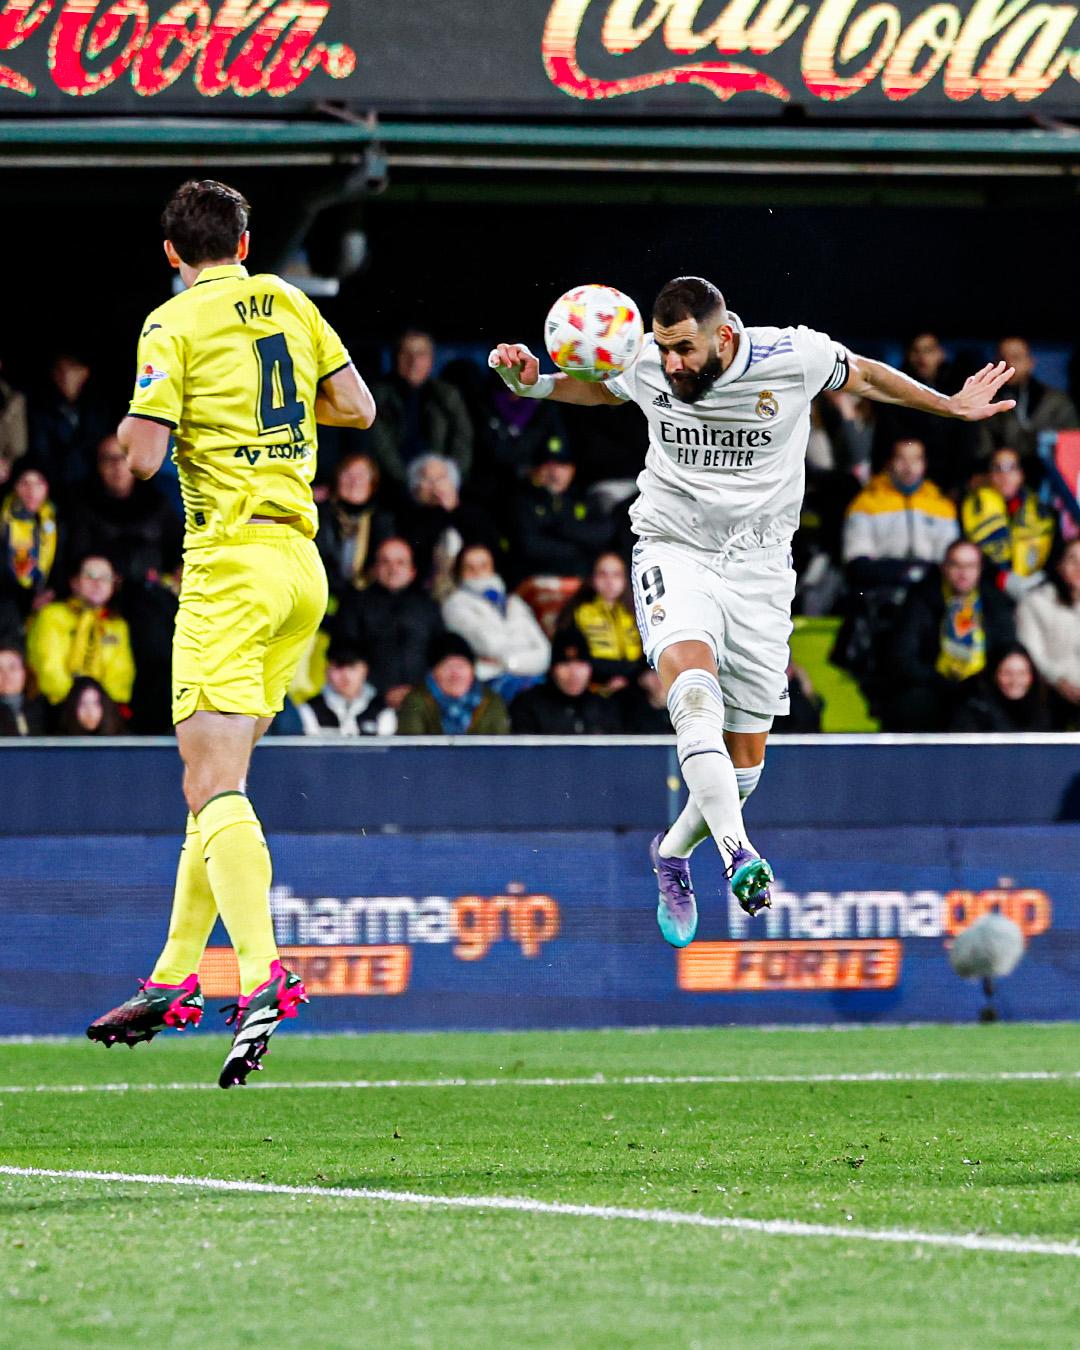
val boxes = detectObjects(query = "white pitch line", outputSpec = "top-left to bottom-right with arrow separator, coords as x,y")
1,1165 -> 1076,1260
0,1069 -> 1078,1096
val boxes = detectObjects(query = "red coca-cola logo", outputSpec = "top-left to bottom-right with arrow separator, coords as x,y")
0,0 -> 356,99
2,0 -> 1076,106
542,0 -> 1080,104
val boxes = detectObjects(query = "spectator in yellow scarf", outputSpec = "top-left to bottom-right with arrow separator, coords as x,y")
27,553 -> 134,709
1,460 -> 60,619
961,448 -> 1056,600
885,540 -> 1016,730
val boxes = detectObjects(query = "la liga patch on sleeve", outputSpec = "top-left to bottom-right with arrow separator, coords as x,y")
137,364 -> 168,389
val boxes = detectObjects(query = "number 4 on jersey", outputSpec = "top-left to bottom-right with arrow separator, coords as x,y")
254,332 -> 304,439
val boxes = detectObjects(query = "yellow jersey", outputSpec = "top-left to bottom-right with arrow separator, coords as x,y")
127,263 -> 350,548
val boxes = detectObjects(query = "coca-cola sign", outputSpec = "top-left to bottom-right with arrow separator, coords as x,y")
0,0 -> 357,102
542,0 -> 1080,107
1,0 -> 1077,115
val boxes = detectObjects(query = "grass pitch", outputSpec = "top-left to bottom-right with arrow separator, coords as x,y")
2,1024 -> 1080,1348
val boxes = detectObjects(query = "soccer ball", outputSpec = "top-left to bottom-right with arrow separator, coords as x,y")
544,284 -> 644,383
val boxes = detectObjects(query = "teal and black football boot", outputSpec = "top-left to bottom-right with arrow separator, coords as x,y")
650,832 -> 699,948
724,839 -> 774,918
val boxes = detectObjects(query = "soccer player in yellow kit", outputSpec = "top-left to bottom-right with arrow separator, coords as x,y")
87,180 -> 375,1087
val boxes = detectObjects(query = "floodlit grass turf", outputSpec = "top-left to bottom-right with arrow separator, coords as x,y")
2,1024 -> 1080,1349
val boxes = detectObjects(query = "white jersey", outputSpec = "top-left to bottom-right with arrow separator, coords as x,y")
607,313 -> 848,554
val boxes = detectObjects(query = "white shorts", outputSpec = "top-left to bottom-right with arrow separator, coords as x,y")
630,538 -> 795,720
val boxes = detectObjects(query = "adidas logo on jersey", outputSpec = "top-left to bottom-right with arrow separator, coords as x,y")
652,391 -> 672,409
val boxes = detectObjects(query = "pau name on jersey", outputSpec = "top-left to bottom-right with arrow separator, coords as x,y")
608,316 -> 848,555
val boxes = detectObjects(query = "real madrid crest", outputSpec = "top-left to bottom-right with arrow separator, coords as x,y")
650,605 -> 666,627
756,390 -> 779,420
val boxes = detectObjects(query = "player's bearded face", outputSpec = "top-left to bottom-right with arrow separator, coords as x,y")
664,348 -> 724,404
655,318 -> 728,404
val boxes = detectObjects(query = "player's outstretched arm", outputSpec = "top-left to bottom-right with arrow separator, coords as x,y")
488,343 -> 623,407
843,353 -> 1017,422
118,415 -> 171,479
315,364 -> 376,428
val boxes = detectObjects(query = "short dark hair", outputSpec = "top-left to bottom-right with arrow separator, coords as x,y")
50,350 -> 91,371
550,626 -> 591,667
396,329 -> 433,352
427,631 -> 475,669
453,541 -> 495,583
162,179 -> 250,266
327,642 -> 368,668
374,536 -> 414,563
11,457 -> 50,488
653,277 -> 726,328
944,538 -> 982,565
889,438 -> 926,459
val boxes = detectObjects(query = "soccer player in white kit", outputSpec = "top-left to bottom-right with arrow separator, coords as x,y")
491,277 -> 1016,947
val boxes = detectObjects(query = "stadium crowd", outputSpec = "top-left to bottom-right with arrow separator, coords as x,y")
2,330 -> 1079,737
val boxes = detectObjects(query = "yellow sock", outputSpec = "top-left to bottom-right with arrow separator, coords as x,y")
197,792 -> 278,996
151,814 -> 219,985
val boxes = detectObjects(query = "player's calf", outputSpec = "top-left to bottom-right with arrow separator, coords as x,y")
86,974 -> 204,1048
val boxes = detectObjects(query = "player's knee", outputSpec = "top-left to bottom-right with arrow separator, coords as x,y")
667,669 -> 725,728
735,762 -> 764,803
679,685 -> 711,714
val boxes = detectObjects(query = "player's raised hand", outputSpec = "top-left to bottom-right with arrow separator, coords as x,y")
488,343 -> 557,400
488,342 -> 541,389
947,361 -> 1017,421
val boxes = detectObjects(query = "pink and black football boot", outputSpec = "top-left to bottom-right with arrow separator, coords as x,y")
86,974 -> 204,1047
218,960 -> 308,1089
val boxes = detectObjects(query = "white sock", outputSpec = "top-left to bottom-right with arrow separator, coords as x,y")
735,761 -> 764,803
682,754 -> 754,860
664,669 -> 754,861
658,798 -> 709,859
660,760 -> 766,858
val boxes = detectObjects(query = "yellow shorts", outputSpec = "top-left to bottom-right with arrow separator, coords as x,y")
172,525 -> 328,725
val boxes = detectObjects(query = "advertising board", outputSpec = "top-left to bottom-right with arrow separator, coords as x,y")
2,825 -> 1075,1035
1,1 -> 1077,118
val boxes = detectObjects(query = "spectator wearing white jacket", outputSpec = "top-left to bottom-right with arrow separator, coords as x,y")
442,543 -> 550,702
297,643 -> 397,737
843,439 -> 959,589
1016,539 -> 1080,720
